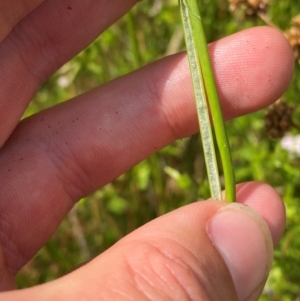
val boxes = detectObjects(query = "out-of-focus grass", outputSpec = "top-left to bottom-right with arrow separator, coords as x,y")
17,0 -> 300,300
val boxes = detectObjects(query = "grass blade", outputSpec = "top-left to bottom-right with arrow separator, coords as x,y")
179,0 -> 236,202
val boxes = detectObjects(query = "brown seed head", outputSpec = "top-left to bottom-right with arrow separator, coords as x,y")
265,99 -> 295,139
228,0 -> 269,17
284,14 -> 300,64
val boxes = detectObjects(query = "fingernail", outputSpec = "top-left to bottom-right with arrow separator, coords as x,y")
207,203 -> 273,301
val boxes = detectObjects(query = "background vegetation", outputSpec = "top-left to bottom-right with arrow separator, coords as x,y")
16,0 -> 300,300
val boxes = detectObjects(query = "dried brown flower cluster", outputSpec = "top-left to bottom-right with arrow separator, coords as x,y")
265,99 -> 295,139
228,0 -> 269,17
284,15 -> 300,64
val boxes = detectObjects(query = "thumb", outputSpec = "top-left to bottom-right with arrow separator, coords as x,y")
207,203 -> 273,301
0,182 -> 285,301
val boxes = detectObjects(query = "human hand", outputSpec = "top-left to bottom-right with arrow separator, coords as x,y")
0,1 -> 294,300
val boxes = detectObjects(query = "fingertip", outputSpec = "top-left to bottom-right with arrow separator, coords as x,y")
236,181 -> 286,247
210,26 -> 295,119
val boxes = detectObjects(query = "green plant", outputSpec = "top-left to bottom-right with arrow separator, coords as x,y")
179,0 -> 235,201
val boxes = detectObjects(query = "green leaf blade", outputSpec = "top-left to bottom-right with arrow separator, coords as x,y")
179,0 -> 236,202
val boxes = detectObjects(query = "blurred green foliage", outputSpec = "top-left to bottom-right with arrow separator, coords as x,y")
17,0 -> 300,300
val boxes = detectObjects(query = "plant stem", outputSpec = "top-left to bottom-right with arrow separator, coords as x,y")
179,0 -> 236,202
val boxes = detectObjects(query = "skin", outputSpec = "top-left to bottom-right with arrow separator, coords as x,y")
0,0 -> 294,300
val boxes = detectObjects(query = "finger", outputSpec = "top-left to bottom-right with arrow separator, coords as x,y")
0,182 -> 284,300
235,182 -> 286,247
0,27 -> 293,277
0,0 -> 137,146
0,0 -> 45,42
